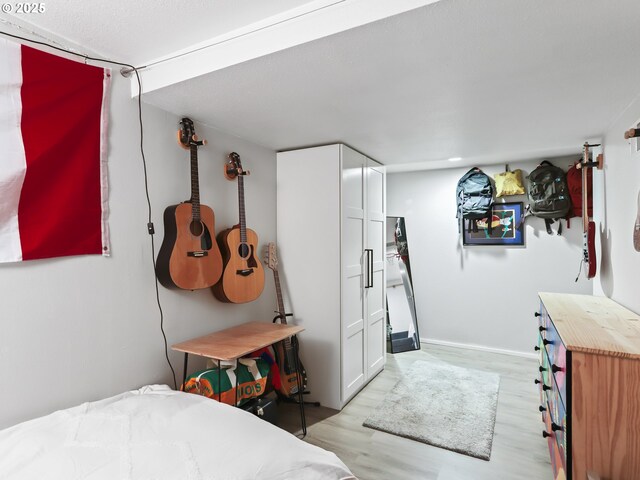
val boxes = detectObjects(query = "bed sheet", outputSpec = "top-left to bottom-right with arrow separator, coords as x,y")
0,385 -> 356,480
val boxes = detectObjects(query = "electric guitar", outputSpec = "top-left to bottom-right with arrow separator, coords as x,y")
624,130 -> 640,252
156,118 -> 223,290
212,152 -> 265,303
578,142 -> 597,279
264,242 -> 308,397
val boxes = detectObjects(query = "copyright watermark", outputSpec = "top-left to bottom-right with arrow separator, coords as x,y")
1,3 -> 46,13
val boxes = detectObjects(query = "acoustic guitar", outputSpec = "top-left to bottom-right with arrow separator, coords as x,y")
265,242 -> 308,397
155,118 -> 223,290
212,152 -> 265,303
578,142 -> 598,279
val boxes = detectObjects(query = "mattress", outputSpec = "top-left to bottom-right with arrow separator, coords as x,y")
0,385 -> 356,480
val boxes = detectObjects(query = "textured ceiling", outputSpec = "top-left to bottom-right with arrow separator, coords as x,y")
142,0 -> 640,168
1,0 -> 315,64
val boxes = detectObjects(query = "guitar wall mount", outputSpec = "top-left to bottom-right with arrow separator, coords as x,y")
624,128 -> 640,140
224,152 -> 250,180
576,143 -> 604,171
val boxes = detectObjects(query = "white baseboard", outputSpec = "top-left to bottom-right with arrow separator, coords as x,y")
421,338 -> 537,360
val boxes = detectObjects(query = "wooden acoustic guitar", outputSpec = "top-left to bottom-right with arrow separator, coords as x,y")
155,118 -> 223,290
212,152 -> 265,303
577,142 -> 599,279
265,242 -> 308,397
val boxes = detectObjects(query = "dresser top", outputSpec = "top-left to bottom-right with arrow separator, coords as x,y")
539,293 -> 640,359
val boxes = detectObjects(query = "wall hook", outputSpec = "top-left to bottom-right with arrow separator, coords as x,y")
624,128 -> 640,140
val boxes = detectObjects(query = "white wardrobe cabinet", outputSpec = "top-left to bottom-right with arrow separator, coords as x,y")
277,144 -> 385,410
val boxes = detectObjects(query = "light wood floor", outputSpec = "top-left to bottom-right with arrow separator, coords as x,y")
279,343 -> 552,480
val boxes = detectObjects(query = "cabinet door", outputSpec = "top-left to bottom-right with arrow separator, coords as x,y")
341,147 -> 366,401
366,160 -> 386,378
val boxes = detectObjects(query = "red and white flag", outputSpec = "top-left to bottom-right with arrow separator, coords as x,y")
0,38 -> 111,262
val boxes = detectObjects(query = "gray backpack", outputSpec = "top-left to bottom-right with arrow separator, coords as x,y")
456,168 -> 494,233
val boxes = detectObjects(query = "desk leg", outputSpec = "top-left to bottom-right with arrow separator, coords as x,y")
218,359 -> 222,403
293,339 -> 307,438
235,360 -> 240,407
182,353 -> 189,391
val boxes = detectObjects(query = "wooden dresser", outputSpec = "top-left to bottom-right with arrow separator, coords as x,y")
536,293 -> 640,480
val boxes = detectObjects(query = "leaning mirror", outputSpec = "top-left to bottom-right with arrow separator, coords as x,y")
386,217 -> 420,353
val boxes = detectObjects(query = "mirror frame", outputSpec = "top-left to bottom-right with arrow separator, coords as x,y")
386,216 -> 421,354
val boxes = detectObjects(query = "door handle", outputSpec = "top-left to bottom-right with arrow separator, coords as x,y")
364,249 -> 373,288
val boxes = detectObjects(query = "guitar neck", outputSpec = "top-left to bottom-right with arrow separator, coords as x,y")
582,148 -> 589,232
273,270 -> 287,322
190,144 -> 201,221
272,269 -> 293,350
238,174 -> 246,242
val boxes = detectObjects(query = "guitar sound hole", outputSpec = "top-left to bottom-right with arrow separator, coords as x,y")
238,243 -> 250,259
190,220 -> 203,237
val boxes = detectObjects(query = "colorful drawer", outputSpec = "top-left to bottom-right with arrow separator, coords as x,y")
536,327 -> 570,480
541,317 -> 567,409
536,293 -> 640,480
542,406 -> 567,480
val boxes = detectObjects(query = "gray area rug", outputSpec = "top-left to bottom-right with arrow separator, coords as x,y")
363,360 -> 500,460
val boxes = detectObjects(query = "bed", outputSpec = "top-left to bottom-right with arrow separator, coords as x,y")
0,385 -> 356,480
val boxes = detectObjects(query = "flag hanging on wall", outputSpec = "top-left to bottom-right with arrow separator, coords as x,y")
0,38 -> 111,263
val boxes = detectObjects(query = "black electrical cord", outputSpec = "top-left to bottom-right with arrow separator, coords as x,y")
0,29 -> 178,391
130,71 -> 179,392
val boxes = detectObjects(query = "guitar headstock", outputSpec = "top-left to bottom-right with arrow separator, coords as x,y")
177,117 -> 206,150
264,242 -> 278,271
224,151 -> 249,180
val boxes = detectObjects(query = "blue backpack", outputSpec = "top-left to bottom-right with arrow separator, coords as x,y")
456,168 -> 494,233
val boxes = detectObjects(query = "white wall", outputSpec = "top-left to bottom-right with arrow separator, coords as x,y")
387,160 -> 592,356
0,71 -> 278,429
593,98 -> 640,313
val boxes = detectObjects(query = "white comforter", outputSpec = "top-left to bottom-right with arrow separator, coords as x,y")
0,385 -> 355,480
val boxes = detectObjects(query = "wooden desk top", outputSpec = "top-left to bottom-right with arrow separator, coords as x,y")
539,292 -> 640,359
171,321 -> 304,361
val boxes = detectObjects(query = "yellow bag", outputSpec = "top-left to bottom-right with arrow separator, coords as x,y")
494,167 -> 525,197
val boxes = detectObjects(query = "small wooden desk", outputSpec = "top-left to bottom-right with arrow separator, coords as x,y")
172,321 -> 307,435
172,321 -> 304,362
